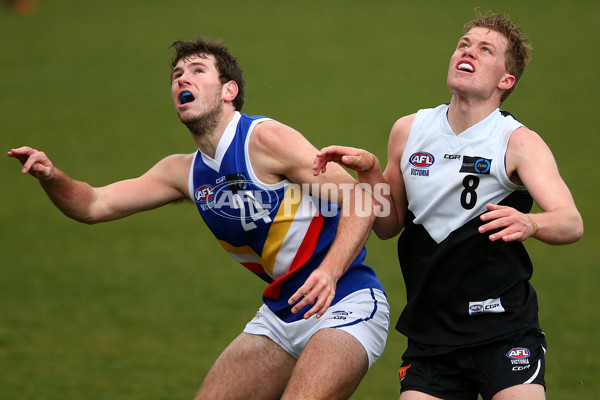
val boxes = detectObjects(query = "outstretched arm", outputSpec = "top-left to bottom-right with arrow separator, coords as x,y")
478,127 -> 583,244
8,146 -> 190,224
313,145 -> 400,239
312,115 -> 414,240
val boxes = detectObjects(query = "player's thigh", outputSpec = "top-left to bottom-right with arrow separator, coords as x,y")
491,383 -> 545,400
282,328 -> 369,400
195,332 -> 296,400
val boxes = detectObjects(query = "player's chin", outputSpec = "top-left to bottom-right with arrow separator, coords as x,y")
178,111 -> 198,124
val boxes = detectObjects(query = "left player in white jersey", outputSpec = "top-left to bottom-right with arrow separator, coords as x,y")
8,37 -> 389,400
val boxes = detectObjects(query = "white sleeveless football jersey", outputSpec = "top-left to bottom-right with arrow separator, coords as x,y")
395,104 -> 541,346
402,104 -> 525,243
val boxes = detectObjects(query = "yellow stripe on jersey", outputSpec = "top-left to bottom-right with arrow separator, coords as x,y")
218,240 -> 261,262
218,185 -> 305,277
261,185 -> 302,276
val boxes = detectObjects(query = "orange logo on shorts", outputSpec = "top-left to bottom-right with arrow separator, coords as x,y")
398,364 -> 412,380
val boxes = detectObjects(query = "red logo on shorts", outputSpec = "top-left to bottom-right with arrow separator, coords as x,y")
398,364 -> 412,380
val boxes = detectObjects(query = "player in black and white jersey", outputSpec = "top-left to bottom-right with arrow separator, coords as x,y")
314,11 -> 583,400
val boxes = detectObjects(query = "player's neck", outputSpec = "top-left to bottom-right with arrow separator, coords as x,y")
192,107 -> 236,159
447,96 -> 499,135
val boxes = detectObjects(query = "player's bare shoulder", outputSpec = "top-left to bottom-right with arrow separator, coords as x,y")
506,126 -> 554,186
388,113 -> 416,159
390,114 -> 416,138
249,119 -> 318,183
250,119 -> 303,155
506,127 -> 551,167
508,126 -> 546,149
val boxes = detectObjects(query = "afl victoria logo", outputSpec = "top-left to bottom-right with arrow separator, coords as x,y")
409,152 -> 435,168
194,185 -> 214,202
506,347 -> 530,359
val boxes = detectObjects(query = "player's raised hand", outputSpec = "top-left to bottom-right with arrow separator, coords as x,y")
313,145 -> 376,175
8,146 -> 55,179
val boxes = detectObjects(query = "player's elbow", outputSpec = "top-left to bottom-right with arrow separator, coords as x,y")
570,215 -> 584,243
547,211 -> 584,245
62,210 -> 101,225
373,225 -> 401,240
61,202 -> 108,225
563,208 -> 584,244
80,215 -> 102,225
373,214 -> 403,240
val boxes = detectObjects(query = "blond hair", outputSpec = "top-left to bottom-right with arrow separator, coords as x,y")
464,11 -> 532,102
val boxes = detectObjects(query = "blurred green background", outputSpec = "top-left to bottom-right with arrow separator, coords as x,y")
1,1 -> 598,399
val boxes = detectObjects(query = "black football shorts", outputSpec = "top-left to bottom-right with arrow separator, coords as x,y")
398,328 -> 547,400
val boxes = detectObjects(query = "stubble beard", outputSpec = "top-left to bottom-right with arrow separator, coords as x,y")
179,100 -> 224,139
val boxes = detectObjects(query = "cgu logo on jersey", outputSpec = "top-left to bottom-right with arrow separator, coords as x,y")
506,347 -> 530,360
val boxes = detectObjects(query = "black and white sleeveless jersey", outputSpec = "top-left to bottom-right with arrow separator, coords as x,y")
395,104 -> 540,346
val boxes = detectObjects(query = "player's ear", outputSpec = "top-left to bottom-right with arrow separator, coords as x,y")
222,80 -> 239,103
498,73 -> 515,91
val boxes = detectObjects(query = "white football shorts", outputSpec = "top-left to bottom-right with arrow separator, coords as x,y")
243,288 -> 389,368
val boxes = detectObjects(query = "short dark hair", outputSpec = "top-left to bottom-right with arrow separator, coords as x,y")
464,11 -> 532,103
170,37 -> 245,111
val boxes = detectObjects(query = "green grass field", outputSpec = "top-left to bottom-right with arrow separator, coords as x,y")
2,1 -> 599,399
